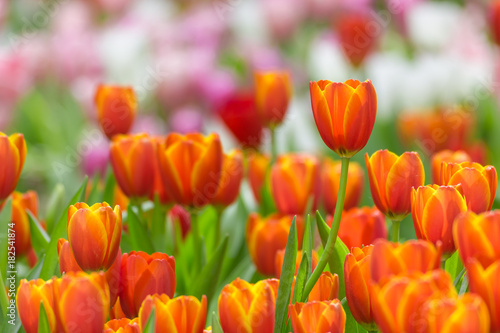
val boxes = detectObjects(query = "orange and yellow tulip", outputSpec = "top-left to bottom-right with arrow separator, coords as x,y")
490,1 -> 500,46
310,79 -> 376,157
411,185 -> 467,254
218,278 -> 279,333
335,207 -> 387,250
213,150 -> 244,207
309,271 -> 340,302
103,318 -> 140,333
67,202 -> 122,271
119,251 -> 176,317
274,249 -> 318,279
248,152 -> 270,202
157,133 -> 223,207
289,299 -> 346,333
254,71 -> 292,126
95,85 -> 137,140
11,191 -> 38,256
0,132 -> 27,202
17,279 -> 56,333
271,153 -> 320,215
430,149 -> 471,184
138,294 -> 207,333
441,161 -> 497,213
365,150 -> 425,220
110,133 -> 156,198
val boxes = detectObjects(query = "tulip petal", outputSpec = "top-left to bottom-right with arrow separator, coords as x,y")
192,135 -> 222,206
310,81 -> 336,151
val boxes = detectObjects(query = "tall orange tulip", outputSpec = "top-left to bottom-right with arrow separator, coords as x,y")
254,71 -> 292,126
157,133 -> 223,207
11,191 -> 38,256
103,318 -> 140,333
490,1 -> 500,46
271,153 -> 320,215
139,294 -> 207,333
274,249 -> 318,278
309,271 -> 340,302
95,85 -> 137,140
0,132 -> 27,202
441,161 -> 497,213
248,152 -> 270,202
17,279 -> 56,333
119,251 -> 176,318
310,79 -> 376,157
289,300 -> 346,333
411,185 -> 467,254
218,278 -> 279,333
365,150 -> 425,221
213,150 -> 244,207
430,149 -> 471,184
335,207 -> 387,249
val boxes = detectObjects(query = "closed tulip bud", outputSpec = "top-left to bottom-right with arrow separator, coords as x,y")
310,79 -> 376,158
67,202 -> 122,271
490,1 -> 500,46
441,161 -> 497,213
104,318 -> 140,333
365,150 -> 425,220
322,158 -> 364,213
309,271 -> 339,302
11,191 -> 38,256
430,149 -> 471,184
0,132 -> 27,202
119,251 -> 176,318
138,294 -> 207,333
289,299 -> 346,333
168,204 -> 191,240
110,133 -> 156,198
274,249 -> 318,278
157,133 -> 223,207
248,152 -> 270,202
246,213 -> 304,276
411,185 -> 467,254
271,153 -> 320,215
95,85 -> 137,140
218,278 -> 279,333
213,150 -> 244,207
335,207 -> 387,249
17,279 -> 56,333
254,71 -> 292,127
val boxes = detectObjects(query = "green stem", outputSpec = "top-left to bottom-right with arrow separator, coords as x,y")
0,270 -> 8,319
302,158 -> 350,299
391,220 -> 400,243
190,209 -> 202,276
215,206 -> 224,248
270,127 -> 278,163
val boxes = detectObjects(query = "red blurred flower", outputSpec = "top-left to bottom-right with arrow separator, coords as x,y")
168,204 -> 191,240
490,1 -> 500,46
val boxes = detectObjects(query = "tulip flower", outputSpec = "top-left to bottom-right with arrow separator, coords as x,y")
248,152 -> 270,202
0,132 -> 27,202
67,202 -> 122,271
334,207 -> 387,249
490,1 -> 500,46
139,294 -> 207,333
310,79 -> 376,158
441,161 -> 497,213
274,249 -> 318,278
119,251 -> 176,317
110,297 -> 127,320
213,150 -> 244,207
411,185 -> 467,254
157,133 -> 223,207
271,153 -> 320,215
149,136 -> 172,205
104,318 -> 140,333
309,272 -> 339,302
430,149 -> 471,184
321,158 -> 364,213
246,213 -> 304,276
168,204 -> 191,239
218,278 -> 279,333
110,133 -> 156,198
95,85 -> 137,140
17,279 -> 56,333
289,299 -> 346,333
10,191 -> 38,257
254,71 -> 292,127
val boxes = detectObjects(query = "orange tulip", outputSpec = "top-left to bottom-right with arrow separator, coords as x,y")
248,152 -> 270,202
289,299 -> 346,333
321,158 -> 364,213
218,278 -> 279,333
67,202 -> 122,271
119,251 -> 176,318
310,79 -> 376,158
104,318 -> 140,333
411,185 -> 467,254
110,133 -> 156,198
365,150 -> 425,220
110,297 -> 128,320
246,213 -> 304,276
95,85 -> 137,140
17,279 -> 56,333
0,132 -> 27,202
490,1 -> 500,46
309,271 -> 340,302
430,149 -> 471,184
441,161 -> 497,213
10,191 -> 38,256
254,71 -> 292,126
213,150 -> 244,207
334,207 -> 387,250
271,153 -> 320,215
139,294 -> 207,333
274,249 -> 318,279
149,137 -> 172,205
157,133 -> 223,207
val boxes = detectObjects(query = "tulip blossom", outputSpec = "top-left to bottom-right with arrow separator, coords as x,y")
168,204 -> 191,239
335,207 -> 387,249
17,279 -> 56,333
0,132 -> 27,202
103,318 -> 140,333
10,191 -> 38,257
213,150 -> 244,207
430,149 -> 471,184
310,79 -> 376,157
248,152 -> 270,202
274,249 -> 318,278
309,272 -> 339,302
289,299 -> 346,333
254,71 -> 292,126
490,1 -> 500,46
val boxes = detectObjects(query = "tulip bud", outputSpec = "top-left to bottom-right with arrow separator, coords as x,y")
289,299 -> 346,333
10,191 -> 38,257
0,132 -> 27,202
17,279 -> 56,333
103,318 -> 140,333
248,152 -> 270,203
334,207 -> 387,250
309,272 -> 339,302
254,71 -> 292,127
430,149 -> 471,184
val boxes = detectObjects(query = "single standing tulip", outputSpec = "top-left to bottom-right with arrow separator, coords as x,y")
213,150 -> 244,207
430,149 -> 471,184
110,133 -> 156,198
275,249 -> 318,278
310,79 -> 376,158
95,85 -> 137,140
157,133 -> 223,207
104,318 -> 140,333
0,132 -> 27,202
11,191 -> 38,256
289,299 -> 346,333
411,185 -> 467,254
218,278 -> 279,333
490,1 -> 500,46
67,202 -> 122,271
441,161 -> 497,213
309,272 -> 340,302
254,71 -> 292,127
271,153 -> 320,215
17,279 -> 56,333
334,207 -> 387,250
248,152 -> 270,202
139,294 -> 207,333
119,251 -> 176,318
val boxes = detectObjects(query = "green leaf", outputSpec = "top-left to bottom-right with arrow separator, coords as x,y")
102,167 -> 116,204
0,271 -> 8,324
27,211 -> 50,254
151,195 -> 168,252
0,198 -> 12,283
453,268 -> 466,289
274,217 -> 298,333
38,303 -> 51,333
303,214 -> 313,278
459,275 -> 469,295
127,205 -> 156,254
86,172 -> 102,205
445,251 -> 464,282
143,308 -> 156,333
316,210 -> 329,248
44,183 -> 65,234
292,252 -> 308,304
341,297 -> 364,333
259,168 -> 276,216
212,311 -> 224,333
27,254 -> 45,280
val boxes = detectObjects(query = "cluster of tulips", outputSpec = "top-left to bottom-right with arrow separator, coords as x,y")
1,71 -> 499,333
